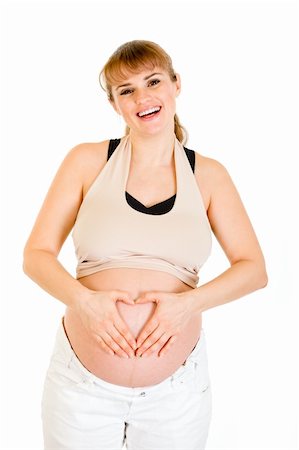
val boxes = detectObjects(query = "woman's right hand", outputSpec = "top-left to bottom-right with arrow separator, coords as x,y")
76,290 -> 137,358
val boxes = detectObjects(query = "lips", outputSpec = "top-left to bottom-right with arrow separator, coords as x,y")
136,106 -> 162,117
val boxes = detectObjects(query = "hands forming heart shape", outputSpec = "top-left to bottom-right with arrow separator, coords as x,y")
79,289 -> 194,359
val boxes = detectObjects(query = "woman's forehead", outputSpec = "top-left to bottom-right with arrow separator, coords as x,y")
111,64 -> 166,85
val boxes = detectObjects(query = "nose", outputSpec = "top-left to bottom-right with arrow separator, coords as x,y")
134,88 -> 152,104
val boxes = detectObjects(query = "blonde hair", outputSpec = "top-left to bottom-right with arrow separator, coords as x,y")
99,40 -> 188,145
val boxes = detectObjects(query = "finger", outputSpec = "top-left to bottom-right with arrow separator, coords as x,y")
136,329 -> 163,357
139,333 -> 171,358
112,290 -> 135,305
136,317 -> 159,349
135,292 -> 159,304
109,325 -> 135,358
134,296 -> 153,305
95,335 -> 115,356
100,331 -> 130,359
114,316 -> 137,351
158,335 -> 177,357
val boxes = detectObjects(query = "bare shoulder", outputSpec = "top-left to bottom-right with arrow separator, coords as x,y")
193,151 -> 231,211
65,139 -> 110,171
194,151 -> 229,181
194,150 -> 266,266
64,139 -> 111,195
23,139 -> 113,256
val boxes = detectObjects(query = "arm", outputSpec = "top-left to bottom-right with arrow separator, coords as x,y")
187,158 -> 268,314
23,142 -> 137,357
23,143 -> 95,307
134,158 -> 268,356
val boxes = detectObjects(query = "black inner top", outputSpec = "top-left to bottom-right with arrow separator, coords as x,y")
108,138 -> 195,216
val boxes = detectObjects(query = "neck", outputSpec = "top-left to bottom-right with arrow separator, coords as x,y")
128,130 -> 177,167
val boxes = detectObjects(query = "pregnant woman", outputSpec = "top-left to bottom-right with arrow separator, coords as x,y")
23,40 -> 268,450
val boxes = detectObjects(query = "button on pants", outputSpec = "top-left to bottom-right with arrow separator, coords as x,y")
41,319 -> 212,450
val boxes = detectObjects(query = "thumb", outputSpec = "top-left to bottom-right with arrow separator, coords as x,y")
112,290 -> 135,305
135,292 -> 159,304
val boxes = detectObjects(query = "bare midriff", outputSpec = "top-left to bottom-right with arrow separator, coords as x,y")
64,268 -> 202,388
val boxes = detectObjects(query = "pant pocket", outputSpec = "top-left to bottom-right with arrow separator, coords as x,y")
192,350 -> 211,394
44,337 -> 88,389
170,360 -> 196,390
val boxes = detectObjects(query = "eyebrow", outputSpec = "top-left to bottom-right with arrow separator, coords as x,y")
116,72 -> 163,90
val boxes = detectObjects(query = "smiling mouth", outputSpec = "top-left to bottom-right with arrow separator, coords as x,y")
137,106 -> 162,119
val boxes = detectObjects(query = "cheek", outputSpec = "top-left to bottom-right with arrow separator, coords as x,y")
165,96 -> 177,112
117,101 -> 132,114
114,104 -> 128,118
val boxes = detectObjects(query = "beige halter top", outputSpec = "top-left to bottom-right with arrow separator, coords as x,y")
72,134 -> 212,288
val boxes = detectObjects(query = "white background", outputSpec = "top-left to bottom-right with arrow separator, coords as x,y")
1,0 -> 298,449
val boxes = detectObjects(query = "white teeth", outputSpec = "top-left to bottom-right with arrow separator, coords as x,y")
138,106 -> 161,117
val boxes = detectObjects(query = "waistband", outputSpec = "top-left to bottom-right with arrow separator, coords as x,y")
54,317 -> 207,395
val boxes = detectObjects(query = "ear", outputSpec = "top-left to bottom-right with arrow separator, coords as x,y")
174,72 -> 181,97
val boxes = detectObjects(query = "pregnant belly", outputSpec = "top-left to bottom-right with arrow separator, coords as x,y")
63,268 -> 202,388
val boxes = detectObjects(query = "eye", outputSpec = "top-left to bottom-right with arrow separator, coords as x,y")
149,79 -> 160,86
120,79 -> 161,96
120,88 -> 133,96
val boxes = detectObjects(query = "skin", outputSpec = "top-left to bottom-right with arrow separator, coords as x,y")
23,64 -> 268,386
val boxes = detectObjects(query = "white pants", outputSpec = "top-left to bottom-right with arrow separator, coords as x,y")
41,319 -> 212,450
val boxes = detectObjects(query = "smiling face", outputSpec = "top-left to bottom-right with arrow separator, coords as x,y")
109,66 -> 181,136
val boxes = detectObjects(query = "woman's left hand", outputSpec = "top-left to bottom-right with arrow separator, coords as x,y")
134,290 -> 195,358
